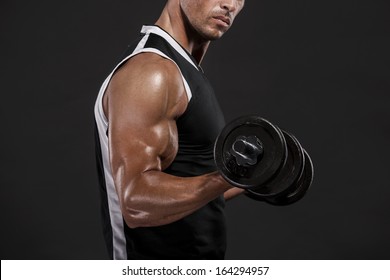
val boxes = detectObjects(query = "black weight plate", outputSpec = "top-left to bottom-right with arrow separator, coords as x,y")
265,149 -> 314,206
246,130 -> 305,197
214,115 -> 287,189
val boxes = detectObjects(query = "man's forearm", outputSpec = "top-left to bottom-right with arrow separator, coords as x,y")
117,171 -> 231,228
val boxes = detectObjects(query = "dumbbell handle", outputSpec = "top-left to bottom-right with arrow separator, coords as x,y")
231,135 -> 264,167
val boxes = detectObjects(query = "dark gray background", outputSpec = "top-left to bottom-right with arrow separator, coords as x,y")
1,0 -> 389,259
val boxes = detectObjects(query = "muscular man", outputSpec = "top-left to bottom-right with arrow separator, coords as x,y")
94,0 -> 245,259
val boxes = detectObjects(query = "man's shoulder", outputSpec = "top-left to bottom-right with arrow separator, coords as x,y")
108,51 -> 186,108
116,52 -> 182,85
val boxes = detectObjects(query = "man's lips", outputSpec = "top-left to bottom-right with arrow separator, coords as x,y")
213,15 -> 231,26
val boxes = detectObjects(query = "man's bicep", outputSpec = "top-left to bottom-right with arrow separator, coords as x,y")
106,58 -> 183,177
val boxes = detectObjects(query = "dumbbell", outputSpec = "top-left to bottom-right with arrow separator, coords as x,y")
214,115 -> 314,206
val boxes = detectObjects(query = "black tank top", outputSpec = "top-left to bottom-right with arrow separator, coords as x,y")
94,25 -> 226,259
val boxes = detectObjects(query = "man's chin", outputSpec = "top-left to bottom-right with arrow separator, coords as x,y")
202,29 -> 227,41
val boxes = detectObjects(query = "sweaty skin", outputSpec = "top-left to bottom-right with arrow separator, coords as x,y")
103,0 -> 245,229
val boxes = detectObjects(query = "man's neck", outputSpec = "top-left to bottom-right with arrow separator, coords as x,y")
155,4 -> 210,64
